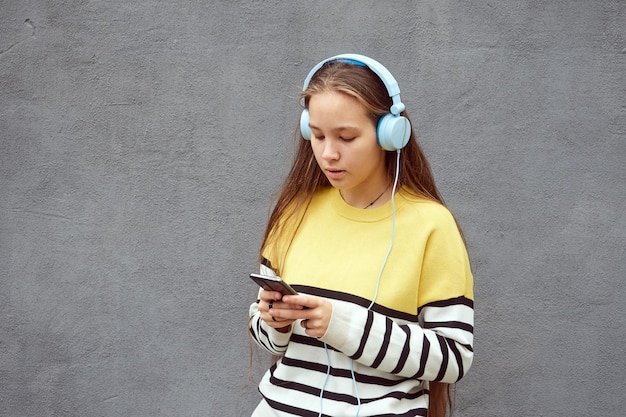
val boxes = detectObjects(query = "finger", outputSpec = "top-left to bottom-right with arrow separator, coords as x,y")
265,311 -> 281,325
259,290 -> 285,302
282,294 -> 315,309
268,301 -> 277,321
300,319 -> 324,338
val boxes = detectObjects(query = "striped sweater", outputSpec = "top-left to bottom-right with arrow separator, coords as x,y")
249,187 -> 474,416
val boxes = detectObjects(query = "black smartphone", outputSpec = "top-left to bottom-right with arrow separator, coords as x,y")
249,273 -> 298,296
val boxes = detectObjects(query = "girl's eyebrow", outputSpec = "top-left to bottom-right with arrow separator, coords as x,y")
308,124 -> 360,133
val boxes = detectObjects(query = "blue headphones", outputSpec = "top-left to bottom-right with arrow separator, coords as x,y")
300,53 -> 411,151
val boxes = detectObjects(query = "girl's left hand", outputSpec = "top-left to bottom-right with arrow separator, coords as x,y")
274,294 -> 332,339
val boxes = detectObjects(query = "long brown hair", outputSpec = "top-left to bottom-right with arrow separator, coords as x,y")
260,59 -> 454,417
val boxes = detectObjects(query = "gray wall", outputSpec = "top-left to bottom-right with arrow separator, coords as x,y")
1,1 -> 624,416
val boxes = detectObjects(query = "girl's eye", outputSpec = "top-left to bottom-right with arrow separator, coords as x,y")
340,137 -> 355,142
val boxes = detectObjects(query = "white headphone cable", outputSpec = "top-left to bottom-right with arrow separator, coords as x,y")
354,149 -> 402,417
320,150 -> 401,417
367,149 -> 401,311
318,341 -> 332,417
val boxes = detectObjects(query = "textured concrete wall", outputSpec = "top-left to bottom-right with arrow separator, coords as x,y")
1,1 -> 624,416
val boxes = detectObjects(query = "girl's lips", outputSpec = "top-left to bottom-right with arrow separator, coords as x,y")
325,169 -> 345,180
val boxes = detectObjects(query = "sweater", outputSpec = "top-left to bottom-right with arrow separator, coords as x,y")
249,187 -> 474,416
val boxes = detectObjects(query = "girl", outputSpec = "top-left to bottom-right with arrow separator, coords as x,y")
248,54 -> 474,417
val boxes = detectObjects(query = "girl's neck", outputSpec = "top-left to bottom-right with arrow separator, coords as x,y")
339,179 -> 393,209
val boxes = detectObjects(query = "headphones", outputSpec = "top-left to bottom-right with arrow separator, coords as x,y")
300,53 -> 411,152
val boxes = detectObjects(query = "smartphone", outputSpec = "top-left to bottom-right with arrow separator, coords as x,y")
249,273 -> 298,296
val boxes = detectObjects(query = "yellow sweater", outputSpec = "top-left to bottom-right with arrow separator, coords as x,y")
250,187 -> 474,416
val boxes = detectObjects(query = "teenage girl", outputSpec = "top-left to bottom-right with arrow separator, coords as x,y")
249,54 -> 474,417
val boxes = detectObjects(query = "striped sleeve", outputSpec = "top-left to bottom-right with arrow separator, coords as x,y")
416,296 -> 474,382
248,299 -> 292,356
248,263 -> 292,356
322,295 -> 474,383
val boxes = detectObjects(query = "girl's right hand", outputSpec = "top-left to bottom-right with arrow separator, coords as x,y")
259,289 -> 300,332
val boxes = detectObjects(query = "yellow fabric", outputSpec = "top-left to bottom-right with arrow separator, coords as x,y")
263,187 -> 473,315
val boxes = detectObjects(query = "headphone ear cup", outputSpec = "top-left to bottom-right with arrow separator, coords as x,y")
377,114 -> 411,151
300,109 -> 312,140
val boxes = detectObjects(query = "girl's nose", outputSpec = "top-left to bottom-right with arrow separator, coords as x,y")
321,140 -> 339,161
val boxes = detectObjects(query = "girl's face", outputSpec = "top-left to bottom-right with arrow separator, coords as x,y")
308,90 -> 388,207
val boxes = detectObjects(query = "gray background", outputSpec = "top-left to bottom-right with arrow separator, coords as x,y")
1,1 -> 624,416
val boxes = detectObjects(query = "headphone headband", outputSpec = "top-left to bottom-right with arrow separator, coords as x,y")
300,53 -> 411,151
302,53 -> 406,115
